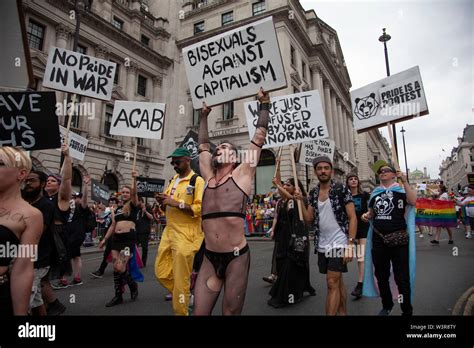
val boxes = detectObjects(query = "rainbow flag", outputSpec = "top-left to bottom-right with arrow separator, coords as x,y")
415,198 -> 457,227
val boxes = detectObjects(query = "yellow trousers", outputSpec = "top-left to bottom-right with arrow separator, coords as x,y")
155,223 -> 203,315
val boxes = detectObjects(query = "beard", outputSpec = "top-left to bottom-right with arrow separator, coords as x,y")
212,156 -> 223,170
22,187 -> 42,201
317,175 -> 331,184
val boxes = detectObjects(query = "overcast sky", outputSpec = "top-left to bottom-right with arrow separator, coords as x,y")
300,0 -> 473,178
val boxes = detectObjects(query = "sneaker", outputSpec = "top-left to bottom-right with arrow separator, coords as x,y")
448,240 -> 454,245
466,233 -> 472,239
51,279 -> 69,290
351,283 -> 363,298
378,308 -> 392,316
47,299 -> 66,316
90,270 -> 104,279
418,234 -> 424,238
165,293 -> 173,301
71,278 -> 83,286
262,274 -> 277,284
430,240 -> 439,245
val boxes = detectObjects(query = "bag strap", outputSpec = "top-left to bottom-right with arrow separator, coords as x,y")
190,173 -> 200,201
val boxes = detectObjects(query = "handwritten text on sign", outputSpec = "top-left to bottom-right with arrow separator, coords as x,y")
57,125 -> 88,161
43,47 -> 116,101
183,16 -> 286,108
0,92 -> 60,150
302,138 -> 335,165
244,90 -> 328,149
110,101 -> 166,140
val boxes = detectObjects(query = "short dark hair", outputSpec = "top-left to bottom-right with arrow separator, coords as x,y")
30,170 -> 47,184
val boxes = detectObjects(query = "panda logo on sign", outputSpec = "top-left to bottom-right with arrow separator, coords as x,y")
183,137 -> 199,159
354,93 -> 380,120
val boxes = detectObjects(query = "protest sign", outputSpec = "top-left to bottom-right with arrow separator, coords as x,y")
110,101 -> 166,139
0,91 -> 60,150
244,90 -> 328,149
43,46 -> 116,101
183,16 -> 286,108
57,125 -> 88,161
91,179 -> 110,205
136,176 -> 165,198
179,130 -> 217,175
351,66 -> 428,133
302,138 -> 335,165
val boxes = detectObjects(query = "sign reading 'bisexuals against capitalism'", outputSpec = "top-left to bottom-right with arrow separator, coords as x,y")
183,16 -> 287,109
0,91 -> 61,151
245,91 -> 328,148
351,66 -> 429,133
43,47 -> 116,101
110,101 -> 166,139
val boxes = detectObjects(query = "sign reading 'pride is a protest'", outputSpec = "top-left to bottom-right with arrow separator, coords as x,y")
183,16 -> 286,108
110,101 -> 166,140
57,125 -> 88,161
244,91 -> 328,149
43,47 -> 116,101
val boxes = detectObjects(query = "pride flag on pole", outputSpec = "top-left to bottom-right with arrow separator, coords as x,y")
415,198 -> 457,227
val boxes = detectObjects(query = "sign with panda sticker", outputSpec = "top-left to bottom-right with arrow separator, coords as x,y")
351,66 -> 429,133
179,130 -> 217,176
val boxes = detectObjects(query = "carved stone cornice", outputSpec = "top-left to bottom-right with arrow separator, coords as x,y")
95,45 -> 109,58
153,75 -> 163,87
55,23 -> 72,40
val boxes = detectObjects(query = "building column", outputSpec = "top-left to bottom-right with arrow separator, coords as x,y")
151,75 -> 164,154
346,108 -> 356,161
54,24 -> 71,112
88,45 -> 108,139
323,81 -> 335,142
124,62 -> 138,147
337,101 -> 347,154
331,92 -> 341,150
311,64 -> 332,139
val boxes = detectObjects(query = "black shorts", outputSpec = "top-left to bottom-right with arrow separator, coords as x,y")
68,232 -> 86,258
317,249 -> 348,274
112,230 -> 136,252
0,277 -> 13,318
356,227 -> 368,240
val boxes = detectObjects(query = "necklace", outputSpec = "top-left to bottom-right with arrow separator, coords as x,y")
214,168 -> 233,185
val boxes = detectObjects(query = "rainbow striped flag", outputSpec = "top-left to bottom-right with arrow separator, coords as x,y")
415,198 -> 457,227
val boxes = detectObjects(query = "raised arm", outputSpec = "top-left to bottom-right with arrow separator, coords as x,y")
397,170 -> 417,206
58,143 -> 72,211
81,176 -> 90,209
198,102 -> 213,181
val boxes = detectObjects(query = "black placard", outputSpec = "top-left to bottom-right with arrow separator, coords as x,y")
136,176 -> 165,198
179,130 -> 216,176
0,91 -> 60,150
91,179 -> 110,205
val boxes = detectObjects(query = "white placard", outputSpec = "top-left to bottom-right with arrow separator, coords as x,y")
302,138 -> 335,165
43,47 -> 116,101
110,101 -> 166,140
244,90 -> 328,149
183,16 -> 286,109
57,125 -> 88,161
351,66 -> 428,133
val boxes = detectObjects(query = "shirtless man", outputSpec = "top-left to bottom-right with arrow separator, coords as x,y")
0,147 -> 43,316
193,88 -> 270,315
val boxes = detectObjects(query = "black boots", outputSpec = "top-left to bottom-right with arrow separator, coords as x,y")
351,282 -> 363,298
106,272 -> 124,307
125,272 -> 138,301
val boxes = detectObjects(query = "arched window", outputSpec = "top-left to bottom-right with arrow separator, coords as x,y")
103,172 -> 119,194
72,168 -> 82,193
255,150 -> 276,195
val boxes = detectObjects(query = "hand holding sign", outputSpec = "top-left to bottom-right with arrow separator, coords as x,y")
201,102 -> 212,118
257,87 -> 269,103
83,175 -> 91,185
61,143 -> 70,157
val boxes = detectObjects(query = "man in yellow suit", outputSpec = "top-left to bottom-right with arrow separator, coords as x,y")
154,148 -> 204,315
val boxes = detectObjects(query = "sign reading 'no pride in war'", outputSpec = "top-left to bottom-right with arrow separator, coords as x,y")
43,47 -> 116,101
110,101 -> 166,140
302,138 -> 335,165
57,125 -> 88,161
0,91 -> 61,150
183,16 -> 286,109
244,90 -> 328,149
351,66 -> 428,133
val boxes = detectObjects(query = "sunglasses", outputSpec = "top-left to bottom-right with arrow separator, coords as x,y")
171,159 -> 182,166
379,168 -> 394,174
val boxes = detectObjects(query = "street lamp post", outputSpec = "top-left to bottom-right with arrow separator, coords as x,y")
379,28 -> 399,162
400,127 -> 409,182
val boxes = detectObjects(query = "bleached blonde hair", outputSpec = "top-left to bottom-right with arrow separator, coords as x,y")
0,147 -> 32,173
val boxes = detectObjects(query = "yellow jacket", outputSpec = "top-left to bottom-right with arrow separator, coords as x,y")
163,170 -> 204,227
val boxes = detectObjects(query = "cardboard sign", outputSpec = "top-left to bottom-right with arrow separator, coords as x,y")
0,91 -> 61,150
136,176 -> 165,198
43,47 -> 116,101
110,101 -> 166,140
57,125 -> 88,161
351,66 -> 428,133
91,179 -> 110,205
244,90 -> 328,149
302,138 -> 335,165
183,16 -> 286,108
179,130 -> 217,175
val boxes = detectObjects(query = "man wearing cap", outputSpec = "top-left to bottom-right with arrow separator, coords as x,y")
361,163 -> 417,316
154,148 -> 204,315
455,184 -> 474,239
296,156 -> 357,316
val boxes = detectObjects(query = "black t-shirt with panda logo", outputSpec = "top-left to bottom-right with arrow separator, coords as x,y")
369,190 -> 407,235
